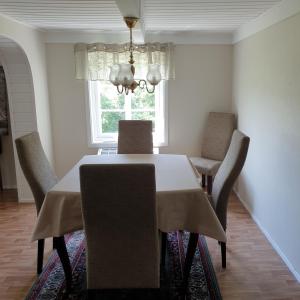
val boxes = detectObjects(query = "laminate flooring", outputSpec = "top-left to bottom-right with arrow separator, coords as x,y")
0,189 -> 300,299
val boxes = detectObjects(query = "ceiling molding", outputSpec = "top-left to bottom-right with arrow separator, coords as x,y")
146,31 -> 233,45
45,31 -> 129,44
233,0 -> 300,44
0,11 -> 39,31
44,30 -> 233,45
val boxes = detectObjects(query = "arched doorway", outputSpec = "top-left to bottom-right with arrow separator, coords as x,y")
0,36 -> 38,202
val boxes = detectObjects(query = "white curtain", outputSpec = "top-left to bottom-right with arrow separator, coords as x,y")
74,42 -> 175,81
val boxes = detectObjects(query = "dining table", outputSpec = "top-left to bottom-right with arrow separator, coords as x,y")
32,154 -> 226,291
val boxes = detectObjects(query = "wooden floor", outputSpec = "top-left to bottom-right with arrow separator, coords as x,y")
0,190 -> 300,299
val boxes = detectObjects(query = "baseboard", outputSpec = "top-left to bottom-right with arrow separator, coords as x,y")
2,184 -> 17,189
234,189 -> 300,283
18,197 -> 34,203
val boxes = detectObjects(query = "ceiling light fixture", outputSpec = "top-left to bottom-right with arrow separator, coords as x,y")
109,17 -> 161,95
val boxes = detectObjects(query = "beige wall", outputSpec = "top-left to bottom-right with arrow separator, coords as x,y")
233,13 -> 300,278
46,43 -> 233,177
46,44 -> 96,178
161,45 -> 232,155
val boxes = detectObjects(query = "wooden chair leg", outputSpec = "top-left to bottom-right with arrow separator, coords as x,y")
201,174 -> 206,188
161,232 -> 167,267
207,175 -> 213,195
221,242 -> 226,268
182,233 -> 199,293
53,236 -> 72,292
37,239 -> 45,275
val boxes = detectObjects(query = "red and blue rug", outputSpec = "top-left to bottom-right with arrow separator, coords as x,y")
25,231 -> 222,300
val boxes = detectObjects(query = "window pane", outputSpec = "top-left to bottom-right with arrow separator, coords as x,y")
102,112 -> 125,133
131,88 -> 155,109
132,111 -> 155,131
100,83 -> 125,109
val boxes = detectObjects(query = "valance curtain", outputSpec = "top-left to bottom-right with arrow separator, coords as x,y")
74,42 -> 175,81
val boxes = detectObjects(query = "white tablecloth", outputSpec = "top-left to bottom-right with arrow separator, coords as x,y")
32,154 -> 226,242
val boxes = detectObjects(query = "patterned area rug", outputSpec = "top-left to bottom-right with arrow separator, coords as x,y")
25,231 -> 222,300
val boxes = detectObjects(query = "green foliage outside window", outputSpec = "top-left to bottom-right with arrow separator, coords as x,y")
131,88 -> 155,109
102,112 -> 125,133
100,82 -> 156,134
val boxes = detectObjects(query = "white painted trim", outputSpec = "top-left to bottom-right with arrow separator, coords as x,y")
234,189 -> 300,282
18,197 -> 34,203
2,184 -> 17,189
146,31 -> 233,45
44,30 -> 233,45
45,31 -> 129,44
233,0 -> 300,44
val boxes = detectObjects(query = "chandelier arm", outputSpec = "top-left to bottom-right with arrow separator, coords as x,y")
117,85 -> 124,94
145,83 -> 156,94
138,79 -> 146,89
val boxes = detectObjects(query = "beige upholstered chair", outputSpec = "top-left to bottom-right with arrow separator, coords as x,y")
80,164 -> 160,294
118,120 -> 153,154
190,112 -> 236,194
211,130 -> 250,268
15,132 -> 58,274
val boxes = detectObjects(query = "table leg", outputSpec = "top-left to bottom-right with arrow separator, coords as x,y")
53,236 -> 72,292
182,233 -> 199,292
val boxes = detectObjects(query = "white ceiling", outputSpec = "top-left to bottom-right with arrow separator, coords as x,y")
0,0 -> 126,30
145,0 -> 282,31
0,0 -> 282,32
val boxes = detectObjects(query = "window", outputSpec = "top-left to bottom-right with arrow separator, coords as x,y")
88,81 -> 167,147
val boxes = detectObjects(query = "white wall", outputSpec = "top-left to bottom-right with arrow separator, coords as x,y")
0,13 -> 53,164
233,12 -> 300,279
46,43 -> 233,177
0,14 -> 53,201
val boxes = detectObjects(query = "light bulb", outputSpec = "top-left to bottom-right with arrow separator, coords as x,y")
117,64 -> 134,86
109,64 -> 120,86
146,64 -> 161,85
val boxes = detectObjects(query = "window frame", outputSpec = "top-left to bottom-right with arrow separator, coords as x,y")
85,80 -> 168,148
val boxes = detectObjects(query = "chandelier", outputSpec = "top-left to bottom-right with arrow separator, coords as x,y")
109,17 -> 162,95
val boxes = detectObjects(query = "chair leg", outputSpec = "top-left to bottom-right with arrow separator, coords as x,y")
161,232 -> 167,267
182,233 -> 199,293
201,174 -> 206,188
207,175 -> 213,195
37,239 -> 45,275
220,242 -> 226,268
53,236 -> 72,292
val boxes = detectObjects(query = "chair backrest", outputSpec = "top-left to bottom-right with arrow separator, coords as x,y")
80,163 -> 159,289
201,112 -> 236,161
15,132 -> 58,213
117,120 -> 153,154
211,130 -> 250,230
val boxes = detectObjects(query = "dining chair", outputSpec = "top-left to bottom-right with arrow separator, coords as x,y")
80,163 -> 160,297
15,132 -> 59,275
118,120 -> 153,154
211,129 -> 250,268
178,129 -> 250,292
190,112 -> 236,194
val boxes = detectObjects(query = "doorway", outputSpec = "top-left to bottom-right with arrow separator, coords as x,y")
0,36 -> 38,202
